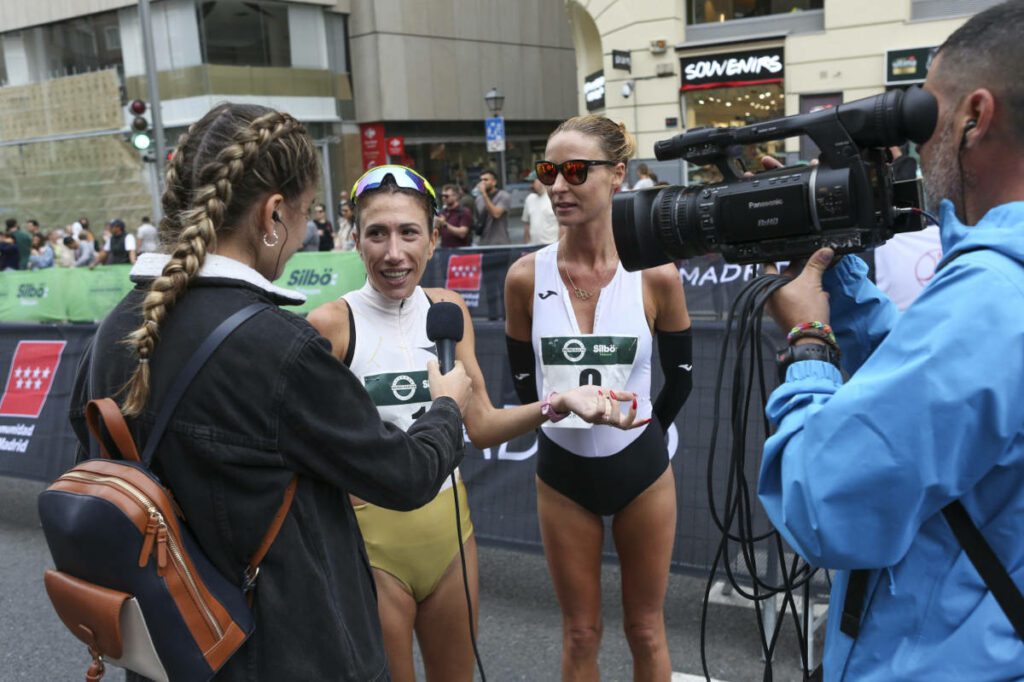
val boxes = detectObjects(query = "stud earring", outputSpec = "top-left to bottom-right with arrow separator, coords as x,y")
263,229 -> 280,247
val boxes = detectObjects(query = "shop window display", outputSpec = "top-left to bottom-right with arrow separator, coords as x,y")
689,0 -> 823,24
683,83 -> 785,184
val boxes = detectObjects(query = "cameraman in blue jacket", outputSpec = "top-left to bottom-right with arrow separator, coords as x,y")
760,3 -> 1024,679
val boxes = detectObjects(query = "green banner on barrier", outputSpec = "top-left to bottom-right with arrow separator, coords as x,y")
0,253 -> 367,323
66,265 -> 136,322
274,251 -> 366,314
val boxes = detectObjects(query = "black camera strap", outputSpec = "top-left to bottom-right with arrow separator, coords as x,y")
942,501 -> 1024,640
840,503 -> 1024,642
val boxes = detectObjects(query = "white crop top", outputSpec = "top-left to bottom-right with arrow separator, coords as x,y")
343,281 -> 459,490
531,242 -> 653,457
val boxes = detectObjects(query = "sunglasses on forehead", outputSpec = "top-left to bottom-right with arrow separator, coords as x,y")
534,159 -> 617,186
351,164 -> 439,212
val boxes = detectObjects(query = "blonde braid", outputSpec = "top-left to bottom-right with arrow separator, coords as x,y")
120,110 -> 302,416
157,129 -> 195,239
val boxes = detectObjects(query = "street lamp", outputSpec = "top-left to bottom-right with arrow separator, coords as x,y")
485,87 -> 505,115
484,87 -> 507,188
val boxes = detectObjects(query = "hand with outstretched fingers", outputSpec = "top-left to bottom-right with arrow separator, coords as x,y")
553,385 -> 651,430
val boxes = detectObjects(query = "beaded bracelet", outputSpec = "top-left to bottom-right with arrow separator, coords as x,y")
787,322 -> 839,354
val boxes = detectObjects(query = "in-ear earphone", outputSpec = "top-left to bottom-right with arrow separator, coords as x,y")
960,119 -> 978,149
272,210 -> 281,223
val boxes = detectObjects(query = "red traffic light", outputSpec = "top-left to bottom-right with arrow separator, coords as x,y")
129,99 -> 147,115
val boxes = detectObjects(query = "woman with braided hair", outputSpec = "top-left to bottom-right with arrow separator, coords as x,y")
68,103 -> 472,680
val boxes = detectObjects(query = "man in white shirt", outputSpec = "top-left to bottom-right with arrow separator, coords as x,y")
522,171 -> 560,245
136,216 -> 159,254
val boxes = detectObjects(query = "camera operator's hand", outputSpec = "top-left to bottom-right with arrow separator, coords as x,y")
763,248 -> 834,331
428,360 -> 473,415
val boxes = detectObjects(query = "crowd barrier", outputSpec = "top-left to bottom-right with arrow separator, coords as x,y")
0,315 -> 780,579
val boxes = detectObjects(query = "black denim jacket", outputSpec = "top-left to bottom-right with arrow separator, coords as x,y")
69,258 -> 464,681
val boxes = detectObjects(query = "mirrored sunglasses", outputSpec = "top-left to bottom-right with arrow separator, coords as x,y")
351,165 -> 438,211
534,159 -> 616,186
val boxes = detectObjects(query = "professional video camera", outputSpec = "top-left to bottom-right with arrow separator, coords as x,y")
613,86 -> 938,267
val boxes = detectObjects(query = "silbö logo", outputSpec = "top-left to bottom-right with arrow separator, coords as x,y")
287,268 -> 339,287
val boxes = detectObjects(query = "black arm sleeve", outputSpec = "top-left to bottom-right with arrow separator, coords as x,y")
506,335 -> 539,405
653,328 -> 693,433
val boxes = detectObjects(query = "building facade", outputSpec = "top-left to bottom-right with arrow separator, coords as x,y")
0,0 -> 576,232
564,0 -> 1005,184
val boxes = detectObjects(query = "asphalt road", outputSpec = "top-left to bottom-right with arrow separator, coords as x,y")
1,475 -> 820,681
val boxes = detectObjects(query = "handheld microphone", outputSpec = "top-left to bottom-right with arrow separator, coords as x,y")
426,302 -> 464,374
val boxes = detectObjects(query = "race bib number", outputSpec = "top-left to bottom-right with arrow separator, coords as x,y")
539,335 -> 637,429
363,370 -> 430,430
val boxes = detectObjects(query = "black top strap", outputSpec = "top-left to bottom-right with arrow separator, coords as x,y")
342,301 -> 356,367
141,303 -> 269,465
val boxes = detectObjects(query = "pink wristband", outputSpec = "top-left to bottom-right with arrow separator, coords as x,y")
541,391 -> 569,423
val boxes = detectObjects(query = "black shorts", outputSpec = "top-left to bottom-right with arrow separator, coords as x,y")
536,423 -> 669,516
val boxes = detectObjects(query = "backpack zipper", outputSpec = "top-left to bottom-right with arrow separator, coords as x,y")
58,470 -> 225,640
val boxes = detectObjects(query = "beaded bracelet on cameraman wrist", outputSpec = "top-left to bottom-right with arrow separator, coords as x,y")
787,322 -> 839,355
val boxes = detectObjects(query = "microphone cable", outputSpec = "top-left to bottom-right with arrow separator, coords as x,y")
699,270 -> 826,682
451,471 -> 486,681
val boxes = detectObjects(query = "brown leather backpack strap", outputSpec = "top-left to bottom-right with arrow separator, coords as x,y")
85,399 -> 141,462
243,476 -> 298,605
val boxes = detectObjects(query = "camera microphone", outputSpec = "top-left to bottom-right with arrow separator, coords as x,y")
425,302 -> 464,374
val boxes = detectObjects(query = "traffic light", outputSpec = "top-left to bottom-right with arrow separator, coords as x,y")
126,99 -> 152,151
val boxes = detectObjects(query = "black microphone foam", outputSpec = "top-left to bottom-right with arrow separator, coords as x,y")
426,302 -> 464,374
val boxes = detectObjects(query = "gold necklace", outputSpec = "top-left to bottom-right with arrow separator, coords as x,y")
560,256 -> 593,300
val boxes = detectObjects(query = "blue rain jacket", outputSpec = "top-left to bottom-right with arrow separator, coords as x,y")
760,200 -> 1024,680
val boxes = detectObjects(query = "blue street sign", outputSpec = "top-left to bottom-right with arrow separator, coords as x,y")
485,116 -> 505,152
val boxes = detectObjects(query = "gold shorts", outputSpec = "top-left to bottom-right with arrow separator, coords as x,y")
355,479 -> 474,603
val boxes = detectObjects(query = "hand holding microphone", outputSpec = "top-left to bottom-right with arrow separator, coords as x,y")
426,302 -> 473,414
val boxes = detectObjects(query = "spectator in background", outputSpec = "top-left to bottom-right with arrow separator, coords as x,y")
301,209 -> 320,252
92,218 -> 136,267
0,232 -> 19,270
62,236 -> 80,267
435,183 -> 473,248
26,219 -> 41,237
475,169 -> 511,245
337,189 -> 350,222
69,233 -> 97,268
47,229 -> 69,267
70,216 -> 90,240
631,162 -> 655,190
136,215 -> 159,254
335,201 -> 356,251
458,180 -> 476,215
28,233 -> 54,269
522,170 -> 560,245
311,203 -> 335,252
7,218 -> 31,270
